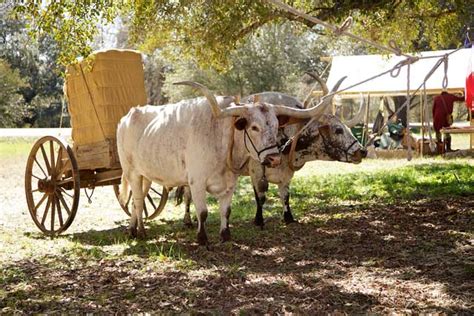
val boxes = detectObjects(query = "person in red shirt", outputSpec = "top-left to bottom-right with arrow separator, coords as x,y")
432,91 -> 465,152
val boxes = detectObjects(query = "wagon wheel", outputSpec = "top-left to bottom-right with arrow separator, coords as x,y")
113,184 -> 168,220
25,136 -> 80,236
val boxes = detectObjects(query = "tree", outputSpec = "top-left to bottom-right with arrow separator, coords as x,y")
0,59 -> 27,127
11,1 -> 474,68
1,2 -> 64,126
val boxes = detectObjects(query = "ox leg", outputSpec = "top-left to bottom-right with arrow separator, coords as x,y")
183,187 -> 194,228
253,187 -> 266,228
189,186 -> 209,246
129,175 -> 146,239
279,183 -> 296,224
218,191 -> 234,242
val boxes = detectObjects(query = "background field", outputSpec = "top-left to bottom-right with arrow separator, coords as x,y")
0,137 -> 473,313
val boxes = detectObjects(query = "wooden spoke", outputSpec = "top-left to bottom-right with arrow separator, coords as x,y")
26,136 -> 80,235
34,194 -> 48,213
40,144 -> 51,174
55,147 -> 63,171
50,197 -> 55,232
41,196 -> 52,226
150,187 -> 162,197
56,191 -> 71,216
49,140 -> 55,177
143,200 -> 149,218
59,187 -> 74,199
147,194 -> 157,210
114,184 -> 168,220
31,174 -> 43,180
56,196 -> 63,227
34,157 -> 48,177
56,178 -> 74,186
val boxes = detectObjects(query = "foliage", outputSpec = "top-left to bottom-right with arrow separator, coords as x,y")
11,1 -> 474,69
1,2 -> 65,127
163,22 -> 362,102
0,59 -> 27,127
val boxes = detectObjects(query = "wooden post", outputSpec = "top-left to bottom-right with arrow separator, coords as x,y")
420,92 -> 424,158
362,94 -> 370,146
470,109 -> 473,150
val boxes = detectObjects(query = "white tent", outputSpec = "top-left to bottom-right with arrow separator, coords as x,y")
326,48 -> 470,97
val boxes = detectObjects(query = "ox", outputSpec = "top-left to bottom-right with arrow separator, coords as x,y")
117,80 -> 345,245
179,89 -> 367,228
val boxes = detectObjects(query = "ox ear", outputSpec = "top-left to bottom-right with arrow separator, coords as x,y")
277,115 -> 306,127
318,124 -> 331,138
234,117 -> 248,130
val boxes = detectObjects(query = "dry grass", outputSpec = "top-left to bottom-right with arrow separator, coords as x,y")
0,137 -> 473,313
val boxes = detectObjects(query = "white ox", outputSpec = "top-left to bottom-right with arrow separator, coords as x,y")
117,80 -> 344,245
179,90 -> 367,227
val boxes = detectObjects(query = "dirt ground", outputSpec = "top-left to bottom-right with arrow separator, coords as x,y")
0,138 -> 473,314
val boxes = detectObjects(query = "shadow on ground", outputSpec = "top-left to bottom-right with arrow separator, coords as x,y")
4,192 -> 473,313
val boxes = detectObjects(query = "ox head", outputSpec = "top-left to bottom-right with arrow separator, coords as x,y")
288,114 -> 367,167
174,79 -> 347,167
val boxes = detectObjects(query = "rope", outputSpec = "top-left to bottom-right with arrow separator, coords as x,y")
406,60 -> 413,160
366,53 -> 450,145
79,63 -> 107,141
84,187 -> 95,204
423,83 -> 436,152
264,0 -> 466,159
265,0 -> 414,58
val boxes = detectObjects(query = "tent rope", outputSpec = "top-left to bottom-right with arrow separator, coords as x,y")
265,0 -> 465,159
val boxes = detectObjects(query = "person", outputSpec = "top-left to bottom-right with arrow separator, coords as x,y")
432,90 -> 465,152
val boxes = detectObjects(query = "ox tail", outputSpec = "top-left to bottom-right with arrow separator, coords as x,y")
175,186 -> 185,206
119,175 -> 130,207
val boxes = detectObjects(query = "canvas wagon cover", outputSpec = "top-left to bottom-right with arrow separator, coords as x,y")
64,49 -> 147,146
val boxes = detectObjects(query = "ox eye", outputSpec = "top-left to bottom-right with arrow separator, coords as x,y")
335,127 -> 344,134
251,126 -> 260,132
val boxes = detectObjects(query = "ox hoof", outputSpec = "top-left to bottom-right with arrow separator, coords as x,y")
283,212 -> 297,225
197,231 -> 209,247
220,228 -> 231,243
183,219 -> 195,229
128,226 -> 138,238
254,217 -> 264,229
137,229 -> 147,240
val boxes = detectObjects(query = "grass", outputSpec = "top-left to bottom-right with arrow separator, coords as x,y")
0,137 -> 473,313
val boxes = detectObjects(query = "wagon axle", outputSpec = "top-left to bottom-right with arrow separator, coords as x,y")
37,177 -> 56,194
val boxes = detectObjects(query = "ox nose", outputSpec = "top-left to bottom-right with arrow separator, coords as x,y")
262,153 -> 281,167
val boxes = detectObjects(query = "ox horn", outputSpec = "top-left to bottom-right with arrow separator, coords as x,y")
273,76 -> 346,119
345,93 -> 367,128
305,71 -> 329,96
173,81 -> 247,118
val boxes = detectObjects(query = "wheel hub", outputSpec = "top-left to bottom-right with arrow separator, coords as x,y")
38,177 -> 56,194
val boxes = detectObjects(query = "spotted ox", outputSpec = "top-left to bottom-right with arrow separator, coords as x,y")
117,79 -> 346,245
179,90 -> 367,228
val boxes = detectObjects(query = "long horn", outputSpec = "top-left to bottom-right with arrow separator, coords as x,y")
173,81 -> 247,117
305,71 -> 329,96
345,93 -> 367,128
273,76 -> 346,119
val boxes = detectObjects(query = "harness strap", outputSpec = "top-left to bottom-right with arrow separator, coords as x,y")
226,118 -> 249,174
244,129 -> 279,161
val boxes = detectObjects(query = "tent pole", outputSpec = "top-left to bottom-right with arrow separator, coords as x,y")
362,93 -> 371,146
421,92 -> 425,158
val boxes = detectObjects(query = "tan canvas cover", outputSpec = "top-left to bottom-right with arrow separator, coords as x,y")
64,49 -> 147,146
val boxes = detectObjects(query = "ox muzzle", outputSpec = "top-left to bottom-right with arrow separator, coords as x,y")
244,129 -> 281,167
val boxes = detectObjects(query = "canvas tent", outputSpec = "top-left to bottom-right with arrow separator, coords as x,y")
326,48 -> 471,98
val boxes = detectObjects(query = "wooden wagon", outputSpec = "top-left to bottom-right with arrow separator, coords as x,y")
24,49 -> 168,235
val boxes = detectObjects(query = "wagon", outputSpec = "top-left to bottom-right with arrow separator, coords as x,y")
24,49 -> 169,235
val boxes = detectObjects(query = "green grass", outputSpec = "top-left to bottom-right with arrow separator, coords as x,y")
0,138 -> 35,158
